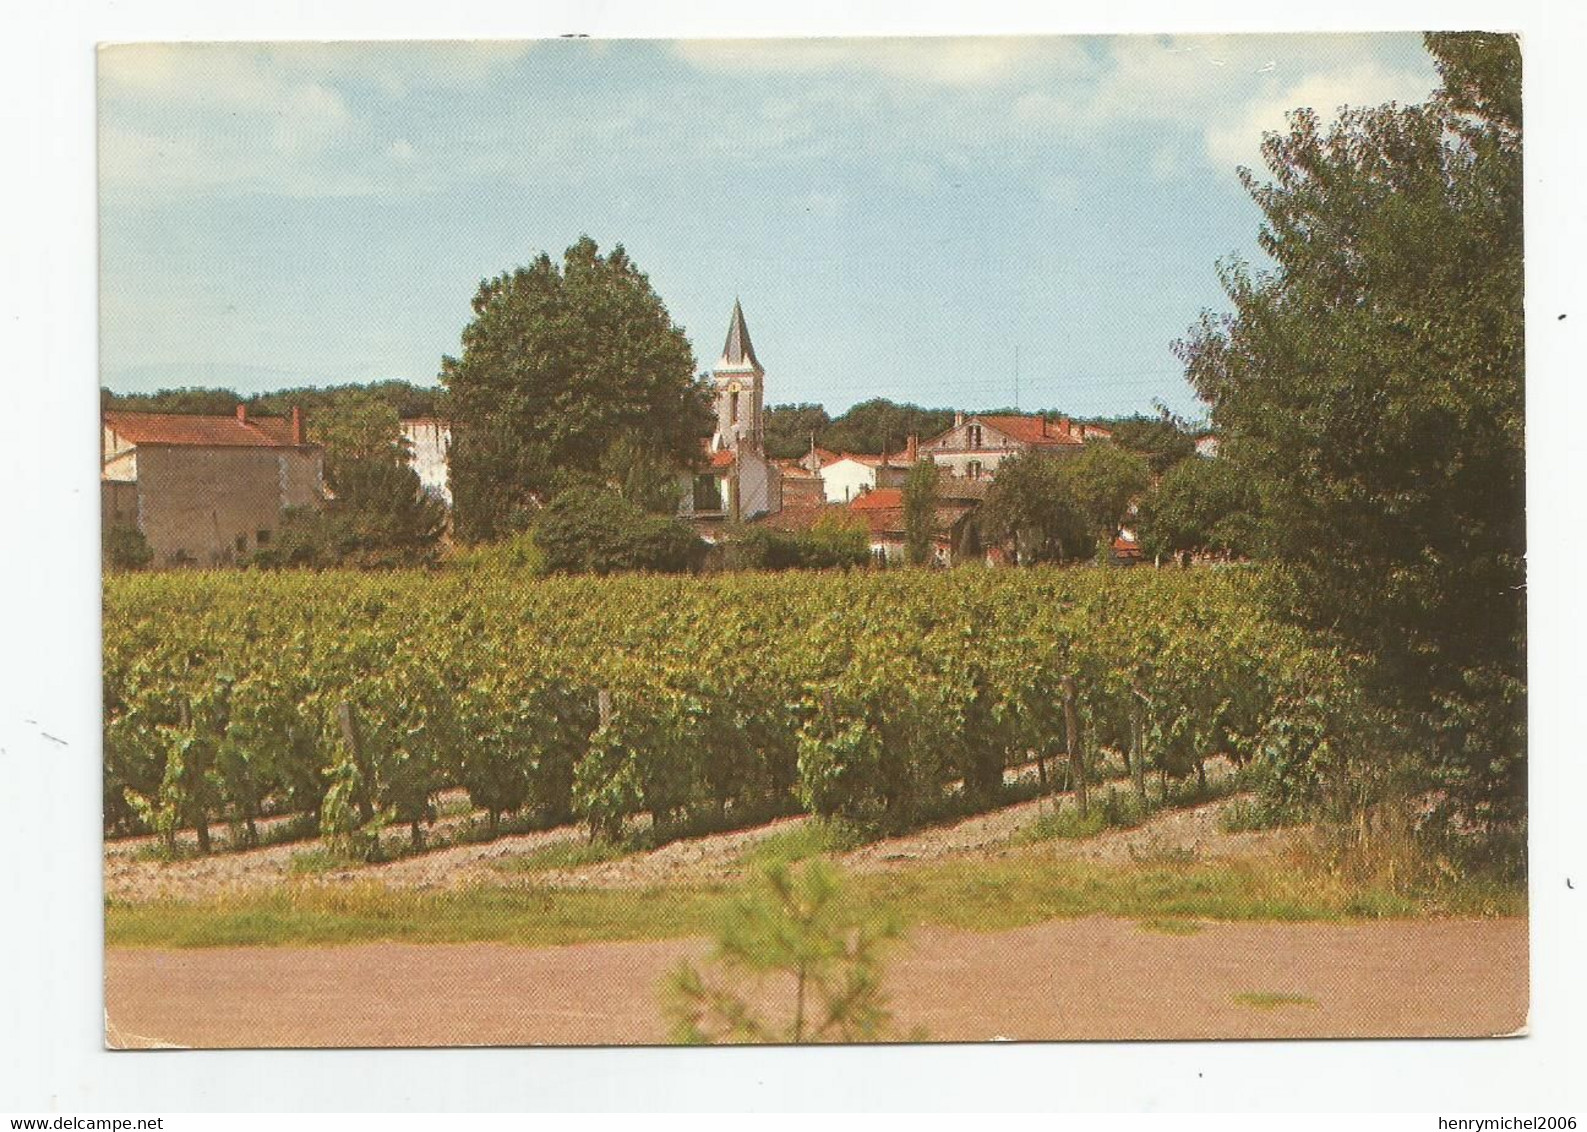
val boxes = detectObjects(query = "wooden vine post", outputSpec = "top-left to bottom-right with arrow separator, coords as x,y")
1130,690 -> 1149,803
1062,674 -> 1087,819
337,700 -> 374,823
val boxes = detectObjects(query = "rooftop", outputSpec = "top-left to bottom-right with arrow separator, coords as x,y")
103,408 -> 310,449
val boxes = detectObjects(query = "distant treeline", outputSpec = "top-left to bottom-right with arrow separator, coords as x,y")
100,380 -> 448,422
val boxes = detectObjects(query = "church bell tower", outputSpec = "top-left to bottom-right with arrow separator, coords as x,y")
711,300 -> 765,454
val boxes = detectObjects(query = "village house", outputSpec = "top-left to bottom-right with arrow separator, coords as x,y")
400,416 -> 453,506
917,412 -> 1108,479
818,441 -> 917,504
102,405 -> 327,567
847,484 -> 980,567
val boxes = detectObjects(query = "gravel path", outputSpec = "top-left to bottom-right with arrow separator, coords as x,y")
104,916 -> 1527,1047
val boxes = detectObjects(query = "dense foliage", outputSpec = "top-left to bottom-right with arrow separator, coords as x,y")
532,487 -> 707,576
101,380 -> 447,422
902,460 -> 938,566
816,399 -> 957,457
980,443 -> 1147,565
1177,32 -> 1524,823
242,392 -> 446,569
105,566 -> 1371,850
103,525 -> 153,572
441,237 -> 712,541
726,514 -> 871,571
1137,456 -> 1257,562
762,403 -> 834,460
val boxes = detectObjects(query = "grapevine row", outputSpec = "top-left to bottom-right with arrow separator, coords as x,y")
102,566 -> 1368,852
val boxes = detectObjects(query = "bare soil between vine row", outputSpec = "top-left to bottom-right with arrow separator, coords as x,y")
105,916 -> 1526,1047
105,770 -> 1278,903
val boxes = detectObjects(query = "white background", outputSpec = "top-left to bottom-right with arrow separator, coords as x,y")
1,0 -> 1582,1114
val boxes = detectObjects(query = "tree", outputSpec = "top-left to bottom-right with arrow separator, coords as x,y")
1137,454 -> 1257,561
902,459 -> 938,566
1060,442 -> 1152,554
251,392 -> 446,568
979,452 -> 1091,564
665,860 -> 910,1044
821,399 -> 956,456
102,525 -> 153,571
1175,33 -> 1523,823
441,237 -> 713,541
533,487 -> 706,575
1101,413 -> 1199,476
762,403 -> 833,460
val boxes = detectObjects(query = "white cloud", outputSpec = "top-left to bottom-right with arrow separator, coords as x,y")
674,36 -> 1092,88
1204,62 -> 1438,172
268,83 -> 354,155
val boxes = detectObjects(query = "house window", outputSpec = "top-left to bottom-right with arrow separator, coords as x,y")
693,474 -> 723,512
968,424 -> 982,449
967,460 -> 982,481
235,533 -> 248,554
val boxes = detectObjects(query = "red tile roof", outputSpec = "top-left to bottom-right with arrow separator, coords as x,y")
978,415 -> 1084,447
104,410 -> 308,449
849,488 -> 904,511
832,451 -> 914,467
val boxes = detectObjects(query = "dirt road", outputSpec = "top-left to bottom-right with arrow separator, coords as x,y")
105,915 -> 1526,1047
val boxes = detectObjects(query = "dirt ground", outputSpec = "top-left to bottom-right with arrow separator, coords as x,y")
104,916 -> 1527,1047
104,771 -> 1286,903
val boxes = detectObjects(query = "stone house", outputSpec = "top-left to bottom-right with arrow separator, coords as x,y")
101,405 -> 326,567
918,412 -> 1100,479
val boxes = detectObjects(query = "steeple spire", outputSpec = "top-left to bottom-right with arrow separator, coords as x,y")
719,299 -> 762,373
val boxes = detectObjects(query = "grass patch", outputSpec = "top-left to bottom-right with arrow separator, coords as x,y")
105,882 -> 727,950
106,842 -> 1478,950
737,820 -> 864,868
1218,797 -> 1304,834
1233,991 -> 1318,1010
1137,918 -> 1206,936
287,848 -> 360,876
489,838 -> 633,873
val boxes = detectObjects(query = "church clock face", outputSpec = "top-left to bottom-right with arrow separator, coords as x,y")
725,381 -> 742,395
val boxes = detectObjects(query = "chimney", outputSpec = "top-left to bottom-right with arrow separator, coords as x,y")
906,433 -> 919,462
236,404 -> 248,425
1060,416 -> 1072,438
291,405 -> 305,446
954,411 -> 965,429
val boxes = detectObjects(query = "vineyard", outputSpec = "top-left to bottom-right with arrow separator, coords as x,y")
103,565 -> 1371,857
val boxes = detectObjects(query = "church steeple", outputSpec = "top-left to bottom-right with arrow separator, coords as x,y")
719,298 -> 763,373
711,300 -> 766,453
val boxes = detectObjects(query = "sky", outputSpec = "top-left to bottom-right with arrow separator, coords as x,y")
98,34 -> 1443,420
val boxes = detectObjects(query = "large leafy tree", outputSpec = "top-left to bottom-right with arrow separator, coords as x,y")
979,452 -> 1091,565
1176,33 -> 1523,821
441,237 -> 712,541
1061,441 -> 1152,551
1137,455 -> 1257,562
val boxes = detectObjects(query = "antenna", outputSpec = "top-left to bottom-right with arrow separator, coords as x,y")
1013,346 -> 1020,411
